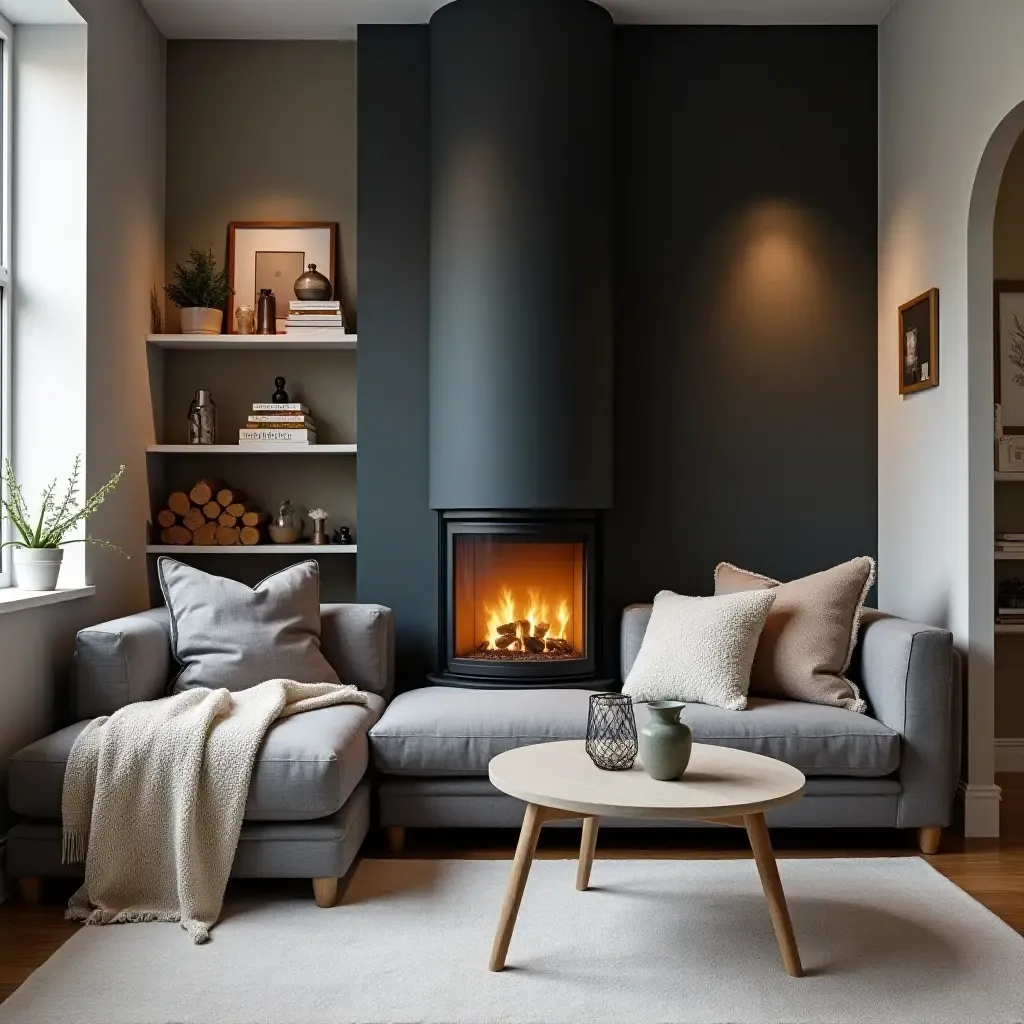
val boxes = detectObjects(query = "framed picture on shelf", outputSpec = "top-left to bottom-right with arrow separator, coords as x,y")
898,288 -> 939,396
996,280 -> 1024,434
227,222 -> 337,333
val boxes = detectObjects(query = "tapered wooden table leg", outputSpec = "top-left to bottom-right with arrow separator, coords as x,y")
744,812 -> 803,977
489,803 -> 545,971
576,816 -> 600,891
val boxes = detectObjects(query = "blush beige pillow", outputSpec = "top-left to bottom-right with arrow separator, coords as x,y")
713,558 -> 875,712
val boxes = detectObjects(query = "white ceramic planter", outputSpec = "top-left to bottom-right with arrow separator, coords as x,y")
180,307 -> 223,335
13,547 -> 64,591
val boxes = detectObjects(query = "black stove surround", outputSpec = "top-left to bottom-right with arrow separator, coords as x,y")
426,0 -> 615,689
428,510 -> 612,690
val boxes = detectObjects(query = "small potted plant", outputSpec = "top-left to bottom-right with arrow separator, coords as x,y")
164,247 -> 231,335
2,456 -> 127,590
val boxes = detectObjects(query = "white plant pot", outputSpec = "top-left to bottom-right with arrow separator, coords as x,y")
180,307 -> 223,335
13,547 -> 64,591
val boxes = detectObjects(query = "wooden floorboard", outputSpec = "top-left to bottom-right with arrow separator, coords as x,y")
3,774 -> 1023,1004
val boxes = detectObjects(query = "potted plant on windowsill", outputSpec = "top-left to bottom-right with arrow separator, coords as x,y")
164,247 -> 231,335
1,456 -> 128,591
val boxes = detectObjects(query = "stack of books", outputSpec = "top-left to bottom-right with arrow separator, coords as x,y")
239,402 -> 316,445
996,532 -> 1024,555
285,301 -> 347,339
997,606 -> 1024,626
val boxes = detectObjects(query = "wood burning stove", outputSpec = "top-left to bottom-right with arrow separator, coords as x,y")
429,511 -> 604,688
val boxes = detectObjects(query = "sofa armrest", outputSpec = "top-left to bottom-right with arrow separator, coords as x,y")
854,610 -> 958,828
75,608 -> 173,718
320,604 -> 395,700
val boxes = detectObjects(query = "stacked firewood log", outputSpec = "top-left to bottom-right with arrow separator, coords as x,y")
155,479 -> 269,546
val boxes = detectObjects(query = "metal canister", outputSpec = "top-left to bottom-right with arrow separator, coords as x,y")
256,288 -> 277,334
188,389 -> 217,445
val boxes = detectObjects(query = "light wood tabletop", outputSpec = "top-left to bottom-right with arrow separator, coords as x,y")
487,739 -> 807,978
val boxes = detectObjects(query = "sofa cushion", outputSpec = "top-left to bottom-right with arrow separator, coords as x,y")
158,557 -> 340,693
368,686 -> 899,778
9,693 -> 386,822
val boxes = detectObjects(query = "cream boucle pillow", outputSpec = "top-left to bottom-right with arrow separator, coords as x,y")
622,589 -> 776,711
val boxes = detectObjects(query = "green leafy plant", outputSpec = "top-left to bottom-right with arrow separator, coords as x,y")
164,247 -> 231,310
1,456 -> 128,555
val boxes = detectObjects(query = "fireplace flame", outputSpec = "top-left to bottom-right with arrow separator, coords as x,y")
484,586 -> 570,648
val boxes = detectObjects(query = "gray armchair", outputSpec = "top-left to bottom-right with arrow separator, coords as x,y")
6,603 -> 394,907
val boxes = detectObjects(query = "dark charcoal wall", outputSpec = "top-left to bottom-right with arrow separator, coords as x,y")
429,0 -> 614,510
358,24 -> 878,685
356,27 -> 437,686
604,27 -> 878,671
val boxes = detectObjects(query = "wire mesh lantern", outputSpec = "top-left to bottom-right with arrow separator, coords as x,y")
585,693 -> 638,771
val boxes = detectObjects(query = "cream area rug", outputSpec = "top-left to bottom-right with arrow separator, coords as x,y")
2,857 -> 1022,1024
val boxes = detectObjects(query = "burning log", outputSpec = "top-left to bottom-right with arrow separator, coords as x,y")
533,622 -> 550,639
495,634 -> 518,650
545,638 -> 573,655
476,641 -> 490,652
523,636 -> 546,654
516,619 -> 531,638
496,622 -> 516,637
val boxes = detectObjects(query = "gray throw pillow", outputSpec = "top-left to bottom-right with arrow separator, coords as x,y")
158,558 -> 340,692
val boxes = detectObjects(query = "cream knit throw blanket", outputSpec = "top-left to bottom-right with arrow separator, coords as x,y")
62,679 -> 368,943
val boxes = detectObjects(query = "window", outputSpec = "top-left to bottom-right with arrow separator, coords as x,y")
0,15 -> 12,588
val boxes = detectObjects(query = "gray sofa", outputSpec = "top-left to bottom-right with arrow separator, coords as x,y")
369,607 -> 960,853
5,603 -> 394,907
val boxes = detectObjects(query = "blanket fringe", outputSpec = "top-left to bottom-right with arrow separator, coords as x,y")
66,906 -> 182,926
62,828 -> 86,865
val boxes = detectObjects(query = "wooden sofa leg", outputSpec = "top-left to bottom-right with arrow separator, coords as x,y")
19,877 -> 42,905
312,877 -> 338,908
386,826 -> 406,856
918,827 -> 941,855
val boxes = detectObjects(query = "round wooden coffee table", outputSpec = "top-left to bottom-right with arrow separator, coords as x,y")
487,740 -> 807,976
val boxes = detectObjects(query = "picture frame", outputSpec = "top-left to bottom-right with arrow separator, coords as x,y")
898,287 -> 939,396
995,280 -> 1024,434
226,221 -> 337,333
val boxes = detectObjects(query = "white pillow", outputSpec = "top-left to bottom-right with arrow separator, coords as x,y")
623,589 -> 776,711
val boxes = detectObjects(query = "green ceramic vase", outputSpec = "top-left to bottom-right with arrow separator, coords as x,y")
639,700 -> 692,781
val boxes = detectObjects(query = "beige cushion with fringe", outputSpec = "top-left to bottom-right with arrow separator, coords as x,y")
714,558 -> 875,713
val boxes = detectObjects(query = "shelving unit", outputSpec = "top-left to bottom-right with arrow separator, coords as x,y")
146,544 -> 356,555
147,334 -> 357,351
996,472 -> 1024,482
147,444 -> 356,455
144,331 -> 359,600
995,623 -> 1024,634
996,550 -> 1024,560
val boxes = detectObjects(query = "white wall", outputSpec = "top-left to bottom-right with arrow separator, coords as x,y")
0,0 -> 163,875
878,0 -> 1024,835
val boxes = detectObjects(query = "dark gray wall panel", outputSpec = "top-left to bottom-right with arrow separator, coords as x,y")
604,26 -> 878,673
356,26 -> 437,686
429,0 -> 614,510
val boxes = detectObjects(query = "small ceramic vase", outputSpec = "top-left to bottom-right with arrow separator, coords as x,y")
638,701 -> 692,781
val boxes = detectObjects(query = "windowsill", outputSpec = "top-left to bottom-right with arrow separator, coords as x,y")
0,585 -> 94,615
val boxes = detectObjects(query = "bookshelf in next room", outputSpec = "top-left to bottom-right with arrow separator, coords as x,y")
145,334 -> 358,602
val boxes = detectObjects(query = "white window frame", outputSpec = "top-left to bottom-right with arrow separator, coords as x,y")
0,14 -> 13,588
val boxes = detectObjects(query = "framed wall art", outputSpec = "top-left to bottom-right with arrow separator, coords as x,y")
898,287 -> 939,396
995,280 -> 1024,434
227,221 -> 337,333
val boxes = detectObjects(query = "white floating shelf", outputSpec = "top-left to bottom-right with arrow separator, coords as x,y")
147,545 -> 356,555
996,623 -> 1024,634
995,550 -> 1024,560
147,444 -> 356,455
147,334 -> 357,351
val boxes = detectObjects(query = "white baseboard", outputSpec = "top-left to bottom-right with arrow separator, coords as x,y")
995,738 -> 1024,773
958,779 -> 1003,837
